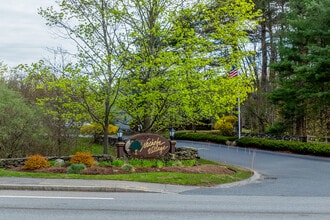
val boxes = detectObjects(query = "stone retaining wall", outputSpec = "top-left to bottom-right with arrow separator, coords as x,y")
0,147 -> 199,169
174,147 -> 199,160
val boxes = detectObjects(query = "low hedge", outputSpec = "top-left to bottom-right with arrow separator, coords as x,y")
175,132 -> 236,145
175,132 -> 330,157
236,137 -> 330,157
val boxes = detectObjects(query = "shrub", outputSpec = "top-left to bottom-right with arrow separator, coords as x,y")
80,123 -> 118,135
156,160 -> 164,168
236,137 -> 330,157
121,164 -> 135,172
166,160 -> 182,167
70,152 -> 95,167
67,164 -> 86,174
24,154 -> 50,170
141,159 -> 156,168
266,122 -> 286,135
98,161 -> 112,167
181,159 -> 196,166
214,115 -> 238,136
128,159 -> 142,167
112,159 -> 125,167
175,132 -> 235,144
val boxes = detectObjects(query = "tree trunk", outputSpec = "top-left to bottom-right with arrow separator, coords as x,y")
260,20 -> 268,91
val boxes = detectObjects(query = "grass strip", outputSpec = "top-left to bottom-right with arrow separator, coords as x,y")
0,165 -> 252,187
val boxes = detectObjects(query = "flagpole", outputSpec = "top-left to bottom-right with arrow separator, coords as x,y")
229,66 -> 241,139
238,97 -> 241,139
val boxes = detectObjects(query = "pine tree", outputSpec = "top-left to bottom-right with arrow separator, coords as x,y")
269,0 -> 330,137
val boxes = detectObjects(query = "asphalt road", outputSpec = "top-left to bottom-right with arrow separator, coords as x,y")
177,140 -> 330,196
0,140 -> 329,219
1,191 -> 329,220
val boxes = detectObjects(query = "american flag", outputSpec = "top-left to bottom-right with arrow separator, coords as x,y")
228,66 -> 238,78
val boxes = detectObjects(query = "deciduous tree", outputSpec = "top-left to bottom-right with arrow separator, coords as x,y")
39,0 -> 124,153
118,0 -> 261,131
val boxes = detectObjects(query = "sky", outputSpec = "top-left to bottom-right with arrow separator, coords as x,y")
0,0 -> 74,67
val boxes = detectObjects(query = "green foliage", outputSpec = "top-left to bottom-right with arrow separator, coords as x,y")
112,159 -> 125,167
70,137 -> 114,156
128,159 -> 163,168
127,159 -> 142,167
117,0 -> 260,131
67,164 -> 86,174
24,155 -> 50,170
156,160 -> 164,168
127,159 -> 196,168
98,161 -> 112,167
266,122 -> 287,135
70,152 -> 95,167
0,83 -> 51,158
176,131 -> 330,157
165,160 -> 182,167
141,160 -> 156,168
175,131 -> 235,144
236,137 -> 330,157
269,0 -> 330,136
181,160 -> 196,167
39,1 -> 124,154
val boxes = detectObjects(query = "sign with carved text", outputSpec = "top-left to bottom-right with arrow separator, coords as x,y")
125,133 -> 170,158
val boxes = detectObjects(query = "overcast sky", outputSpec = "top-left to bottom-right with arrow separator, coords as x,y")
0,0 -> 73,67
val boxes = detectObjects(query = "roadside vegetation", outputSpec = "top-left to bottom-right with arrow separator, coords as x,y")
0,0 -> 328,187
0,167 -> 252,187
175,131 -> 330,157
0,155 -> 252,187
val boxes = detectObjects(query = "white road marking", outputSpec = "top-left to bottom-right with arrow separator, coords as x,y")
0,195 -> 114,200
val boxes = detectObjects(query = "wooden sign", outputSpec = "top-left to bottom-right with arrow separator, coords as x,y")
125,133 -> 170,158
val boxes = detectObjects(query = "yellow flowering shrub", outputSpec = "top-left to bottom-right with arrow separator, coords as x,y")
80,123 -> 118,135
214,115 -> 238,136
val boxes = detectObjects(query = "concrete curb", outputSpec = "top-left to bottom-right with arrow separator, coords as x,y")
215,171 -> 261,188
0,171 -> 260,193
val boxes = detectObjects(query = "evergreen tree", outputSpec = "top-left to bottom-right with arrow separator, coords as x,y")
269,0 -> 330,137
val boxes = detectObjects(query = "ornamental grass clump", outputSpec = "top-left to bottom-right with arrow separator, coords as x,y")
70,152 -> 95,167
24,154 -> 50,170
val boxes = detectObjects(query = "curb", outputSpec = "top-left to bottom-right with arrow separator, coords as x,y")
215,171 -> 261,189
0,171 -> 260,193
0,184 -> 149,192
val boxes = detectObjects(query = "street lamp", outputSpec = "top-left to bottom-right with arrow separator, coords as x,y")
117,128 -> 123,142
169,127 -> 175,140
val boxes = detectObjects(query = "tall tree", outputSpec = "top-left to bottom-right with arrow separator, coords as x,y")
19,61 -> 90,155
39,0 -> 124,154
269,0 -> 330,137
0,83 -> 52,158
241,0 -> 288,133
118,0 -> 261,131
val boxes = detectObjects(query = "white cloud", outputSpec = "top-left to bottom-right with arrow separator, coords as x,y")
0,0 -> 74,67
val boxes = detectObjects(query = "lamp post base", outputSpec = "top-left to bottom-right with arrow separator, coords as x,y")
116,142 -> 126,158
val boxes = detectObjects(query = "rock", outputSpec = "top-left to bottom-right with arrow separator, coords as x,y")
54,159 -> 65,167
